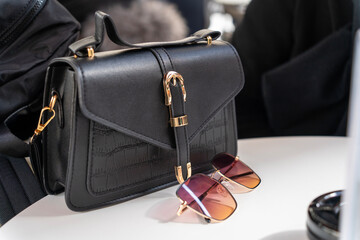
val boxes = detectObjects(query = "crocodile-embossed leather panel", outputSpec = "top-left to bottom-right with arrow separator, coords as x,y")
88,104 -> 233,195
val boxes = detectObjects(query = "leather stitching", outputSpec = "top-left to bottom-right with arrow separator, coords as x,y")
161,47 -> 175,70
152,48 -> 167,73
67,92 -> 80,209
89,121 -> 95,195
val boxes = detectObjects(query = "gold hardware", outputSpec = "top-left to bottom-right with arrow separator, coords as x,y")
210,170 -> 219,179
207,36 -> 212,45
30,94 -> 57,143
213,156 -> 261,190
187,162 -> 192,179
163,71 -> 186,106
175,162 -> 192,184
49,95 -> 57,110
87,47 -> 95,59
163,71 -> 188,127
175,198 -> 219,223
73,47 -> 94,58
177,201 -> 188,216
170,115 -> 188,127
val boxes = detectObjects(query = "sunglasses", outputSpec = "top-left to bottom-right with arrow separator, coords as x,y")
175,153 -> 261,223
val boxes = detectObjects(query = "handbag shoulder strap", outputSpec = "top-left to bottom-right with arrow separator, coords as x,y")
69,11 -> 221,57
0,99 -> 42,158
0,123 -> 29,158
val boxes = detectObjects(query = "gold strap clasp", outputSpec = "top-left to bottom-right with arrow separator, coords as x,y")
30,94 -> 57,142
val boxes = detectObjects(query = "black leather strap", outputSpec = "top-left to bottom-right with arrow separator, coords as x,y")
169,83 -> 190,176
69,11 -> 221,57
150,47 -> 190,182
0,154 -> 45,225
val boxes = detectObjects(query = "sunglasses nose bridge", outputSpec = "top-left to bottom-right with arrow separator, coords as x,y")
177,201 -> 188,216
210,170 -> 220,179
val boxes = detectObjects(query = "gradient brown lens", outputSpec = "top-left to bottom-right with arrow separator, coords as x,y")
176,174 -> 236,221
212,153 -> 261,189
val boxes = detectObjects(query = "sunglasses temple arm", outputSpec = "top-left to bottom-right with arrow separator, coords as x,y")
230,171 -> 256,179
177,202 -> 188,216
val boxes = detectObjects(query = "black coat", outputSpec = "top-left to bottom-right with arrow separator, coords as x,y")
232,0 -> 353,138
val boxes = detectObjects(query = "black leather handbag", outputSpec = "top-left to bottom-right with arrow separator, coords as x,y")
30,11 -> 244,211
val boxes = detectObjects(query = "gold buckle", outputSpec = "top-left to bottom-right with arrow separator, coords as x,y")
163,71 -> 187,128
163,71 -> 186,106
30,94 -> 57,143
175,162 -> 192,184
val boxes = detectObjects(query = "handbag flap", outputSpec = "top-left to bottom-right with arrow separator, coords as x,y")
51,41 -> 244,150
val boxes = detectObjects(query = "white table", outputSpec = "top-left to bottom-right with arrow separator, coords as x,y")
0,137 -> 348,240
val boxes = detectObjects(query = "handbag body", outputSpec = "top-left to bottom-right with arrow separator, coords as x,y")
31,11 -> 244,211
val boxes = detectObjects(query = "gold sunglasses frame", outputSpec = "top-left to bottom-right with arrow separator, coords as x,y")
175,155 -> 261,223
175,173 -> 238,223
213,156 -> 262,191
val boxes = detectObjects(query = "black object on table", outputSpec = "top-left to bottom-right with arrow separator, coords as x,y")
307,190 -> 342,240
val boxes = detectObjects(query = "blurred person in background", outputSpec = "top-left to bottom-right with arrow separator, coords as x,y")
59,0 -> 209,51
